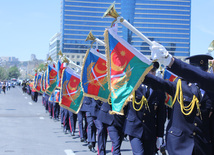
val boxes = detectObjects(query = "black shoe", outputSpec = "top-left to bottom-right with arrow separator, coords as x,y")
80,138 -> 85,142
88,142 -> 93,150
71,131 -> 75,136
91,147 -> 96,153
64,129 -> 69,134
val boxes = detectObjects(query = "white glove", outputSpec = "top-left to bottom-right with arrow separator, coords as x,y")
156,137 -> 163,149
150,41 -> 172,67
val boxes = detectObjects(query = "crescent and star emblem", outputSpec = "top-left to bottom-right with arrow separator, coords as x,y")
94,63 -> 106,74
111,51 -> 127,72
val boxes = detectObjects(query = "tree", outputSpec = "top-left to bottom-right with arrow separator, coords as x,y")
8,66 -> 21,79
0,66 -> 7,80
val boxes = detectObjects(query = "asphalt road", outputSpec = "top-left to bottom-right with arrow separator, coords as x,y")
0,86 -> 133,155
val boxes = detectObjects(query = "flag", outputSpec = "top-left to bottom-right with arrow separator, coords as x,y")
163,69 -> 177,107
54,89 -> 60,103
34,73 -> 42,93
33,72 -> 37,89
46,65 -> 57,96
60,67 -> 84,114
57,60 -> 66,89
41,72 -> 46,92
104,27 -> 153,114
81,47 -> 110,102
163,69 -> 177,82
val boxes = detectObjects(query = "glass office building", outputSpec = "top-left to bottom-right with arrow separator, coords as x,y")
60,0 -> 191,62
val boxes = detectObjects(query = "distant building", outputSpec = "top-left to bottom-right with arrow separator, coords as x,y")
0,56 -> 19,62
48,32 -> 61,61
31,54 -> 37,61
60,0 -> 191,62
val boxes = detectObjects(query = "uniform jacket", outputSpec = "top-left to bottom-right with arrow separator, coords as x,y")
80,96 -> 92,112
144,74 -> 213,155
124,84 -> 166,140
169,58 -> 214,92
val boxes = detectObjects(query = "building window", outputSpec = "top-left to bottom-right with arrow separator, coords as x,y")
72,55 -> 75,58
77,55 -> 80,58
77,61 -> 80,65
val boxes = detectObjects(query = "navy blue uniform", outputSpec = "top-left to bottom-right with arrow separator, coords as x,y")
90,99 -> 107,155
144,73 -> 213,155
124,84 -> 166,155
168,58 -> 214,92
68,111 -> 77,135
98,102 -> 126,155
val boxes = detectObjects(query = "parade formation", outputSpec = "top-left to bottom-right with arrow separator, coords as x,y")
4,2 -> 214,155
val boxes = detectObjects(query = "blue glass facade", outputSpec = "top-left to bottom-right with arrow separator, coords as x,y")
61,0 -> 191,57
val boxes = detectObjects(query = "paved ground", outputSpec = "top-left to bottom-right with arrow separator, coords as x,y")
0,86 -> 133,155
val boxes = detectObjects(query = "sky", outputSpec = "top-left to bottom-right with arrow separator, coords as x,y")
0,0 -> 214,61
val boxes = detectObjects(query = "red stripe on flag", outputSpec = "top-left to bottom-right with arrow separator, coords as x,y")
111,42 -> 135,75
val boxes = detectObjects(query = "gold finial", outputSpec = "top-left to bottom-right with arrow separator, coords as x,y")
47,56 -> 53,62
85,31 -> 96,47
58,50 -> 63,57
85,31 -> 96,42
208,40 -> 214,52
62,56 -> 69,64
102,1 -> 119,19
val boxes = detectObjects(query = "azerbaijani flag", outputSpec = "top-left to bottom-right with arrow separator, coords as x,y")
54,89 -> 60,103
81,47 -> 110,102
104,27 -> 153,114
41,72 -> 46,92
60,67 -> 83,114
46,65 -> 57,95
34,73 -> 42,93
33,72 -> 37,89
163,69 -> 177,107
57,60 -> 66,89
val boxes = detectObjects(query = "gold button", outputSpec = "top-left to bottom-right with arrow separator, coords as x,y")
193,132 -> 196,136
196,113 -> 199,116
170,131 -> 173,133
184,98 -> 186,101
144,113 -> 146,116
142,120 -> 145,123
194,123 -> 197,126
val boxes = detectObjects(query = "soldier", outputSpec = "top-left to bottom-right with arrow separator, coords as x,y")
143,55 -> 214,155
53,89 -> 60,121
124,62 -> 166,155
149,41 -> 214,92
90,99 -> 106,155
80,96 -> 97,152
98,100 -> 126,155
68,111 -> 77,136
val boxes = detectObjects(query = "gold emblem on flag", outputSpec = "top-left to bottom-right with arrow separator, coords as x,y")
111,64 -> 132,98
85,62 -> 107,89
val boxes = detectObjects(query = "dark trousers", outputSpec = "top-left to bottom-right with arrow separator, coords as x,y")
64,109 -> 70,131
107,125 -> 124,155
77,111 -> 87,139
48,101 -> 53,118
53,102 -> 60,119
86,112 -> 96,145
60,107 -> 65,125
94,119 -> 108,155
69,111 -> 77,133
129,135 -> 156,155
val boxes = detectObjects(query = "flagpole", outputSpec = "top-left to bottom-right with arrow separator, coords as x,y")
102,1 -> 153,46
116,17 -> 153,46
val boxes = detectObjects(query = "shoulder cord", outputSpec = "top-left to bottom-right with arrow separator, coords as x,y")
132,91 -> 150,112
172,79 -> 202,119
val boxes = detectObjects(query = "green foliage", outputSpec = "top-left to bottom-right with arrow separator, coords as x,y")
7,66 -> 21,79
37,63 -> 46,71
0,67 -> 7,80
